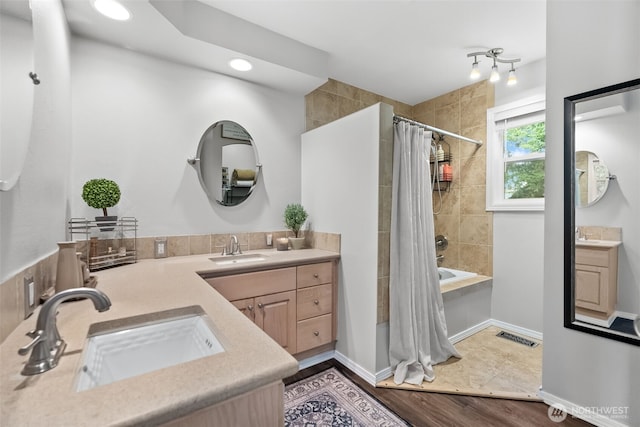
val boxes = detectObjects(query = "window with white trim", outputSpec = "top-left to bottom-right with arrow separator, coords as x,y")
486,94 -> 546,211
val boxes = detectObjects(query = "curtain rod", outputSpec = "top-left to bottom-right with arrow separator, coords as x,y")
393,115 -> 483,146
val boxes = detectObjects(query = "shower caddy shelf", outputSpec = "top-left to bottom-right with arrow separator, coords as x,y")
67,217 -> 138,271
430,140 -> 452,192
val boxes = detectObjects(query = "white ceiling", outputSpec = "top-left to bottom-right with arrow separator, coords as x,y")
1,0 -> 546,105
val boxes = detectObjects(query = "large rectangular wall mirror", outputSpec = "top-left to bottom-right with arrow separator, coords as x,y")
564,78 -> 640,346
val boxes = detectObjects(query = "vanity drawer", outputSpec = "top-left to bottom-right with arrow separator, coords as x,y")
576,247 -> 610,268
297,283 -> 332,321
205,267 -> 296,301
297,262 -> 333,288
296,314 -> 332,353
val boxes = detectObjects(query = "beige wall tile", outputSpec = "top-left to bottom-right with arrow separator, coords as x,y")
336,81 -> 359,100
167,236 -> 189,257
435,103 -> 460,133
434,213 -> 460,243
460,154 -> 486,187
136,237 -> 155,260
307,90 -> 339,126
459,243 -> 491,276
459,125 -> 487,159
378,185 -> 392,233
378,231 -> 390,278
248,232 -> 269,250
460,95 -> 487,129
460,80 -> 488,102
434,90 -> 460,108
189,234 -> 211,255
359,90 -> 382,106
0,276 -> 20,344
378,276 -> 390,324
601,227 -> 622,241
433,187 -> 460,216
413,99 -> 435,119
460,186 -> 487,215
439,241 -> 460,269
338,96 -> 364,118
460,215 -> 490,245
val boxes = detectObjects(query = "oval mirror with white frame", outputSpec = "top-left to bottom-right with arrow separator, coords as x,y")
190,120 -> 261,206
575,150 -> 611,207
564,78 -> 640,346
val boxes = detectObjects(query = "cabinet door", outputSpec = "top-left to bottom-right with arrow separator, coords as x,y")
231,298 -> 256,322
575,264 -> 608,312
255,291 -> 297,354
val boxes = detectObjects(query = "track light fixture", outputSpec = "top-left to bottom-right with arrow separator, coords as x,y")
466,48 -> 520,86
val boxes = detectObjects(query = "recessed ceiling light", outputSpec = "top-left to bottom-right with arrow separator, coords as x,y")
229,58 -> 252,72
93,0 -> 131,21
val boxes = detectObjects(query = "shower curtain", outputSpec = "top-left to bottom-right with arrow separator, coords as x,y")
389,121 -> 460,385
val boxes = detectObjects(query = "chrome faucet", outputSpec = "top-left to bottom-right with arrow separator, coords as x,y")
18,288 -> 111,376
229,234 -> 242,255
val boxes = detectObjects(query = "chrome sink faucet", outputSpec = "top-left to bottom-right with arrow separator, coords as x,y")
18,287 -> 111,376
229,234 -> 242,255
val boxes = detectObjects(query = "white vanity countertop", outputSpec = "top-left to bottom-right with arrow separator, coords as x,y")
0,249 -> 339,426
575,239 -> 622,248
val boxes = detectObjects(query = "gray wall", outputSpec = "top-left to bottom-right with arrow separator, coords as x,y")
0,2 -> 71,282
491,58 -> 546,334
543,1 -> 639,426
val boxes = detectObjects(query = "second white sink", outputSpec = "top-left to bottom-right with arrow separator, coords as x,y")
75,306 -> 224,392
209,253 -> 266,265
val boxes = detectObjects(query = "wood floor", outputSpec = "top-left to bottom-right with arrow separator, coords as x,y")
285,359 -> 593,427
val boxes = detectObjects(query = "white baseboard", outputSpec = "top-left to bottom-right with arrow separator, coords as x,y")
614,310 -> 638,321
298,350 -> 335,371
303,319 -> 543,388
575,312 -> 616,328
375,366 -> 393,383
539,389 -> 631,427
333,350 -> 378,386
448,319 -> 493,343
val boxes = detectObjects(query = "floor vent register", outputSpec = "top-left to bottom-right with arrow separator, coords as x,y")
496,330 -> 539,348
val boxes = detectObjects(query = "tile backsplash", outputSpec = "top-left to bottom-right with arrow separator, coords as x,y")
0,230 -> 340,344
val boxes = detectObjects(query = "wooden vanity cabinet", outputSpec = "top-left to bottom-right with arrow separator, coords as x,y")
207,268 -> 297,354
295,262 -> 334,353
205,259 -> 337,357
575,245 -> 619,323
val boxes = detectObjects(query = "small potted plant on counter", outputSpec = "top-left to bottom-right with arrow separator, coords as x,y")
284,203 -> 308,250
82,178 -> 121,231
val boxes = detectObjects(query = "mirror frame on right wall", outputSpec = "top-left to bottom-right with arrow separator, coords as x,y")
563,77 -> 640,347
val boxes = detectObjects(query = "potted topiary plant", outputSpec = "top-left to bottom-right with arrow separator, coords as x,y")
284,203 -> 308,250
82,178 -> 121,231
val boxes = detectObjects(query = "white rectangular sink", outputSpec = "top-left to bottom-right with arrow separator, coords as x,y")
75,306 -> 224,392
209,253 -> 266,265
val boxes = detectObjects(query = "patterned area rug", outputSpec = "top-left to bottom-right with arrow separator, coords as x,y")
284,368 -> 408,427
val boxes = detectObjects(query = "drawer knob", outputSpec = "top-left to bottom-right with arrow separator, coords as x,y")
313,273 -> 319,278
247,305 -> 254,311
313,331 -> 320,336
313,299 -> 319,305
258,303 -> 264,309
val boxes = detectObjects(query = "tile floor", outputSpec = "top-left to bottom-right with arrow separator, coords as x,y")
377,326 -> 542,401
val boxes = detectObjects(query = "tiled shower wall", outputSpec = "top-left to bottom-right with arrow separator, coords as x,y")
0,230 -> 339,343
305,79 -> 494,324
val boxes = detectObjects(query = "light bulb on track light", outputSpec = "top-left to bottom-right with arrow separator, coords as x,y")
507,67 -> 517,86
489,64 -> 500,83
469,61 -> 480,80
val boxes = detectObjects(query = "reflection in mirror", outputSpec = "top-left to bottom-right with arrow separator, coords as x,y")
0,11 -> 35,191
575,150 -> 611,207
191,120 -> 260,206
564,78 -> 640,346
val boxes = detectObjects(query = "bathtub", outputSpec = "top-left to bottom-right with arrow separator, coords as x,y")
438,267 -> 477,286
